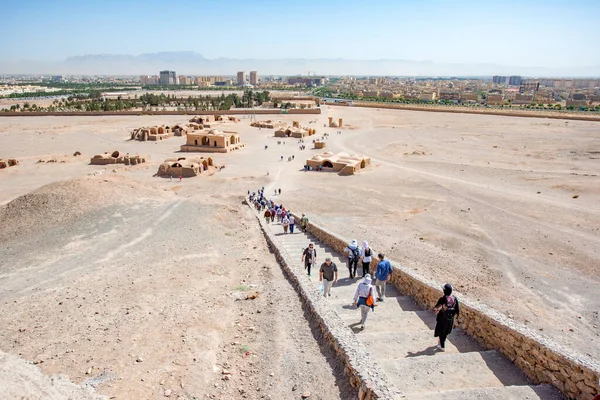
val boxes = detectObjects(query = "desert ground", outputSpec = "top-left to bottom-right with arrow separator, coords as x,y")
0,106 -> 598,397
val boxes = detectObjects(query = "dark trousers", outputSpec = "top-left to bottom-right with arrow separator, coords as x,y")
362,261 -> 370,277
439,334 -> 448,348
347,258 -> 358,278
305,262 -> 312,275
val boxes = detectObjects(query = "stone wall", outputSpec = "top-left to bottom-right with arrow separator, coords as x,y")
0,109 -> 322,117
287,108 -> 322,114
250,204 -> 400,400
326,101 -> 600,122
294,214 -> 600,400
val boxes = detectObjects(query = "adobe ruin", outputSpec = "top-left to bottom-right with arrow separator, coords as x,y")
327,117 -> 344,128
181,129 -> 245,153
306,151 -> 370,175
90,151 -> 147,165
274,125 -> 317,138
314,140 -> 327,149
156,156 -> 219,178
130,125 -> 188,141
0,159 -> 19,169
251,120 -> 286,129
189,115 -> 239,128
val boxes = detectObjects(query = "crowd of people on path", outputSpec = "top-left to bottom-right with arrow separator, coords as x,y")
249,190 -> 309,236
308,237 -> 459,347
248,189 -> 460,350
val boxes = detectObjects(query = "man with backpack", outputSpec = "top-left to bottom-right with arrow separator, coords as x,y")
300,213 -> 309,232
344,239 -> 361,279
433,283 -> 460,351
374,253 -> 392,301
302,243 -> 317,277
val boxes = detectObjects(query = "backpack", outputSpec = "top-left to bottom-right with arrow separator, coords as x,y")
444,296 -> 458,320
365,248 -> 371,257
351,247 -> 359,259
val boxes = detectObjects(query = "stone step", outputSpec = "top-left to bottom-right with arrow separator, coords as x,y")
336,309 -> 436,333
358,330 -> 480,359
380,350 -> 531,396
407,384 -> 563,400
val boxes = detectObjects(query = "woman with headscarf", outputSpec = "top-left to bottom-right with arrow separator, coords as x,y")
353,274 -> 376,330
360,240 -> 373,277
344,239 -> 361,279
433,283 -> 460,351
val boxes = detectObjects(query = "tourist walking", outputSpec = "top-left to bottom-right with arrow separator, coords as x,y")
270,207 -> 275,222
300,213 -> 309,232
353,274 -> 376,330
433,284 -> 460,352
319,257 -> 338,297
361,240 -> 373,277
289,214 -> 296,233
374,253 -> 393,301
302,243 -> 317,277
344,239 -> 361,279
282,215 -> 290,233
264,209 -> 271,224
276,207 -> 282,222
278,188 -> 281,195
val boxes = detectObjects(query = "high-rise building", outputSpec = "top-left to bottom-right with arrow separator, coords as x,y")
159,70 -> 177,85
508,76 -> 522,86
237,71 -> 246,85
250,71 -> 258,85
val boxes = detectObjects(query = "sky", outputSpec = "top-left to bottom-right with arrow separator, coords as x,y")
3,0 -> 600,68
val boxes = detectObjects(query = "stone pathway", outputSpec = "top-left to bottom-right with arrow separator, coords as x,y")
262,218 -> 564,399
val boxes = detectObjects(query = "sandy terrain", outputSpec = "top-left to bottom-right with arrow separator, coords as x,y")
0,106 -> 598,395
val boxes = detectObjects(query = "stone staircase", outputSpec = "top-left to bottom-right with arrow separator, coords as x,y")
262,219 -> 564,399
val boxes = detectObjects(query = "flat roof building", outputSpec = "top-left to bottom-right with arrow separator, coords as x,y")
250,71 -> 258,85
159,70 -> 177,85
237,71 -> 245,85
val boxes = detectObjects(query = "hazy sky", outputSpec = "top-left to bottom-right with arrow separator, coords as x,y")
4,0 -> 600,67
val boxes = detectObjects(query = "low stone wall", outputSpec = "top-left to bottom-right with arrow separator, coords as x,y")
329,101 -> 600,122
286,108 -> 322,114
250,204 -> 400,400
296,215 -> 600,400
0,108 -> 321,117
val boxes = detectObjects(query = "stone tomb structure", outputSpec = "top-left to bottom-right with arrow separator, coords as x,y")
189,115 -> 239,128
328,117 -> 344,128
156,156 -> 217,178
181,129 -> 245,153
306,151 -> 370,175
130,125 -> 188,141
0,159 -> 19,169
314,140 -> 327,149
251,120 -> 286,129
274,124 -> 317,138
90,151 -> 146,165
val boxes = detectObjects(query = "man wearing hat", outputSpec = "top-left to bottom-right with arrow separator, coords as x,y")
319,257 -> 338,297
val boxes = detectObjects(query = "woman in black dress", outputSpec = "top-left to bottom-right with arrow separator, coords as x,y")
433,283 -> 460,351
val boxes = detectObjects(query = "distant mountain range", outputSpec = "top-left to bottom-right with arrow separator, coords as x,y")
1,51 -> 599,77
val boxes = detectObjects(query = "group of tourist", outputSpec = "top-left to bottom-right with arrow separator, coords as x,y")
248,191 -> 460,351
252,193 -> 309,236
249,187 -> 281,211
304,164 -> 324,171
306,237 -> 460,349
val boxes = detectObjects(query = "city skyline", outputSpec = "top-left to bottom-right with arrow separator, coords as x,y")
3,0 -> 600,73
